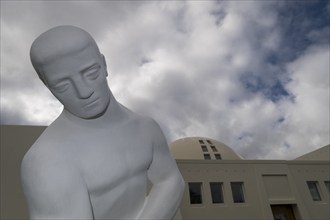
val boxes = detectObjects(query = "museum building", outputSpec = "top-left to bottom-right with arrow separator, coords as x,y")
1,125 -> 329,220
170,137 -> 330,220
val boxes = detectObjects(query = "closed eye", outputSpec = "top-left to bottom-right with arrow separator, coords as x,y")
84,64 -> 101,80
52,82 -> 69,93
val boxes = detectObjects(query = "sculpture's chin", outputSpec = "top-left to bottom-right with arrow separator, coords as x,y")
82,106 -> 108,119
66,97 -> 110,120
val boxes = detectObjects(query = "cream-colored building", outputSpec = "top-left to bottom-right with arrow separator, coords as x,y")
1,125 -> 329,220
170,137 -> 330,220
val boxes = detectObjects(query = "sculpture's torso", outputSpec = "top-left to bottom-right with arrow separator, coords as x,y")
24,25 -> 184,220
32,106 -> 154,219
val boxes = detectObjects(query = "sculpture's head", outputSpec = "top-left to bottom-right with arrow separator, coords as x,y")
30,25 -> 111,119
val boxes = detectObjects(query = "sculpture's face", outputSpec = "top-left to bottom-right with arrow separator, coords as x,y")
41,44 -> 111,119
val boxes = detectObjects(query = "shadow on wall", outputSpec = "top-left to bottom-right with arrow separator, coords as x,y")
1,125 -> 46,220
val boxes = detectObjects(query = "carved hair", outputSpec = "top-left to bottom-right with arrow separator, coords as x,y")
30,25 -> 100,84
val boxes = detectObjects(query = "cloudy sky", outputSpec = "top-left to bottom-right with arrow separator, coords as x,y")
1,1 -> 329,160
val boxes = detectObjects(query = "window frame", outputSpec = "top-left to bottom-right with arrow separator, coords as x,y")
307,181 -> 322,201
230,182 -> 246,203
201,145 -> 208,152
203,154 -> 211,160
210,182 -> 224,204
211,145 -> 218,152
188,182 -> 203,205
215,153 -> 222,160
325,181 -> 330,194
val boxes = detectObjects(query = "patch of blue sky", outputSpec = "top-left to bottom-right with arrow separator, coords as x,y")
239,1 -> 328,103
240,74 -> 291,103
284,142 -> 291,149
238,132 -> 254,141
276,0 -> 329,61
272,116 -> 286,129
277,117 -> 285,124
264,80 -> 291,103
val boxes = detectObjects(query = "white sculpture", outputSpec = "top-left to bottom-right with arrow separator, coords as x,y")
21,25 -> 185,220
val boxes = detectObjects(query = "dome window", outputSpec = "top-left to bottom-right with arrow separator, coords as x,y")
211,145 -> 218,152
201,145 -> 208,152
215,154 -> 222,160
204,154 -> 211,160
207,140 -> 213,144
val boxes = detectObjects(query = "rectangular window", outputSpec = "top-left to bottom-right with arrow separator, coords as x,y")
189,182 -> 203,204
325,181 -> 330,193
207,140 -> 213,144
231,182 -> 245,203
307,181 -> 321,201
204,154 -> 211,160
210,182 -> 224,203
215,153 -> 222,160
211,145 -> 218,152
199,140 -> 204,144
201,145 -> 208,152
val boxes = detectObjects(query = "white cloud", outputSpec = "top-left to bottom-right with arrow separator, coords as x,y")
281,45 -> 330,156
1,1 -> 329,159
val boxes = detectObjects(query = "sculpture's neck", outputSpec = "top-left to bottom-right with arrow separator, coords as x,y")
61,91 -> 125,129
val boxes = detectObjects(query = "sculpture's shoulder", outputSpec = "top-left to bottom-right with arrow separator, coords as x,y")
121,111 -> 167,155
21,120 -> 73,179
120,104 -> 160,133
21,129 -> 81,202
21,125 -> 91,218
21,131 -> 70,177
23,123 -> 59,157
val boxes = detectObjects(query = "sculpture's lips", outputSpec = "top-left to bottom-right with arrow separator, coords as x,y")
84,98 -> 100,108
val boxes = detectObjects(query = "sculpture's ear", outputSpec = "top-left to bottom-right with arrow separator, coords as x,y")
101,54 -> 108,77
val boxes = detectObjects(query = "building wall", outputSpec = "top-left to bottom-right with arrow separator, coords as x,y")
177,161 -> 266,220
177,160 -> 330,220
1,125 -> 46,220
288,163 -> 330,219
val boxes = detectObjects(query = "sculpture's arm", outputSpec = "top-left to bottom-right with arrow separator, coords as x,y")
137,120 -> 185,220
21,149 -> 94,220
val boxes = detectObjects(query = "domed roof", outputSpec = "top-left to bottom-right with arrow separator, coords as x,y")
169,137 -> 243,160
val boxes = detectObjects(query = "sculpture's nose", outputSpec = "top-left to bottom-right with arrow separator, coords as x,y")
72,76 -> 94,99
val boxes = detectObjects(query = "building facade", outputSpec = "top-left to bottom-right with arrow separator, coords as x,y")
170,137 -> 330,220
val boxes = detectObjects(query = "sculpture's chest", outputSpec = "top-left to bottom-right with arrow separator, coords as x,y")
66,127 -> 153,194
